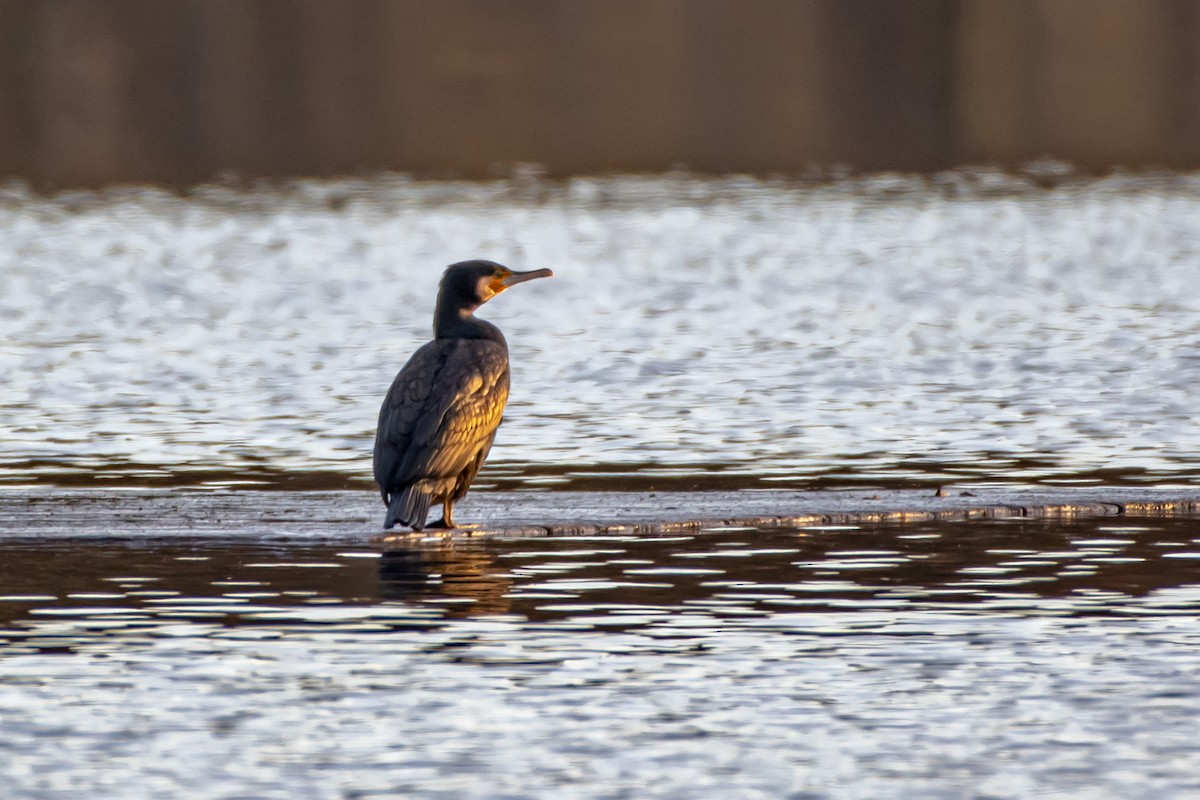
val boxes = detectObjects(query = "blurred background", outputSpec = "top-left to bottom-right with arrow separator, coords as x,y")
3,0 -> 1200,187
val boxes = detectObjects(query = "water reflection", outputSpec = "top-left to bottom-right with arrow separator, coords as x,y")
4,517 -> 1200,654
2,174 -> 1200,492
4,518 -> 1200,798
378,547 -> 514,614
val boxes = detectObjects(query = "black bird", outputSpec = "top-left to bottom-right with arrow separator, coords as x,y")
373,260 -> 553,530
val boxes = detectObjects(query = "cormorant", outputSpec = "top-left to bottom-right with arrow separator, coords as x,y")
373,260 -> 553,530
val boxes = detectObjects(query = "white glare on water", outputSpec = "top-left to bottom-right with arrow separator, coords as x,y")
0,173 -> 1198,488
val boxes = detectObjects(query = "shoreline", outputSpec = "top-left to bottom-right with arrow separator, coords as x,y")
2,487 -> 1198,541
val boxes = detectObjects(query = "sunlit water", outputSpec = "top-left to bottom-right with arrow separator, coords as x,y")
2,517 -> 1199,798
2,171 -> 1199,491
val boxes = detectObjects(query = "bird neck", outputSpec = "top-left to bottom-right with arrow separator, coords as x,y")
434,305 -> 506,344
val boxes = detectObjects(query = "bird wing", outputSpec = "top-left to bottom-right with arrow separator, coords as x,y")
373,339 -> 510,496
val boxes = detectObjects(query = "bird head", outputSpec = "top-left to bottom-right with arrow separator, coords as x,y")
441,260 -> 555,308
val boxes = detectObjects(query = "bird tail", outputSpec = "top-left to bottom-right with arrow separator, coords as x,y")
384,484 -> 433,531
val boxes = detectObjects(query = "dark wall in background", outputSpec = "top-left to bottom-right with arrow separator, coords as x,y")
2,0 -> 1200,188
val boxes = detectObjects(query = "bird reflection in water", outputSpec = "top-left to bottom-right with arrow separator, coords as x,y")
378,545 -> 512,616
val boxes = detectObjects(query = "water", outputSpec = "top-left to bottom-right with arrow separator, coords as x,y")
1,171 -> 1199,491
2,517 -> 1200,798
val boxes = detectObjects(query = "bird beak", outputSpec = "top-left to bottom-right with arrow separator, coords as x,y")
489,268 -> 554,296
500,268 -> 554,288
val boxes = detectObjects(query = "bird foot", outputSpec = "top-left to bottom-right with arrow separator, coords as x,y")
425,518 -> 481,531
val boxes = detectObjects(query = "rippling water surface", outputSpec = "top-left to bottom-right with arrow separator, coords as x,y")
2,171 -> 1199,490
3,517 -> 1200,798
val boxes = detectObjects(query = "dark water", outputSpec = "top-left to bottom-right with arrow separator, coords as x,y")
4,517 -> 1200,798
2,173 -> 1200,493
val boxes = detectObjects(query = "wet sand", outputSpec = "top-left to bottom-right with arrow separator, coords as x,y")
3,487 -> 1198,540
